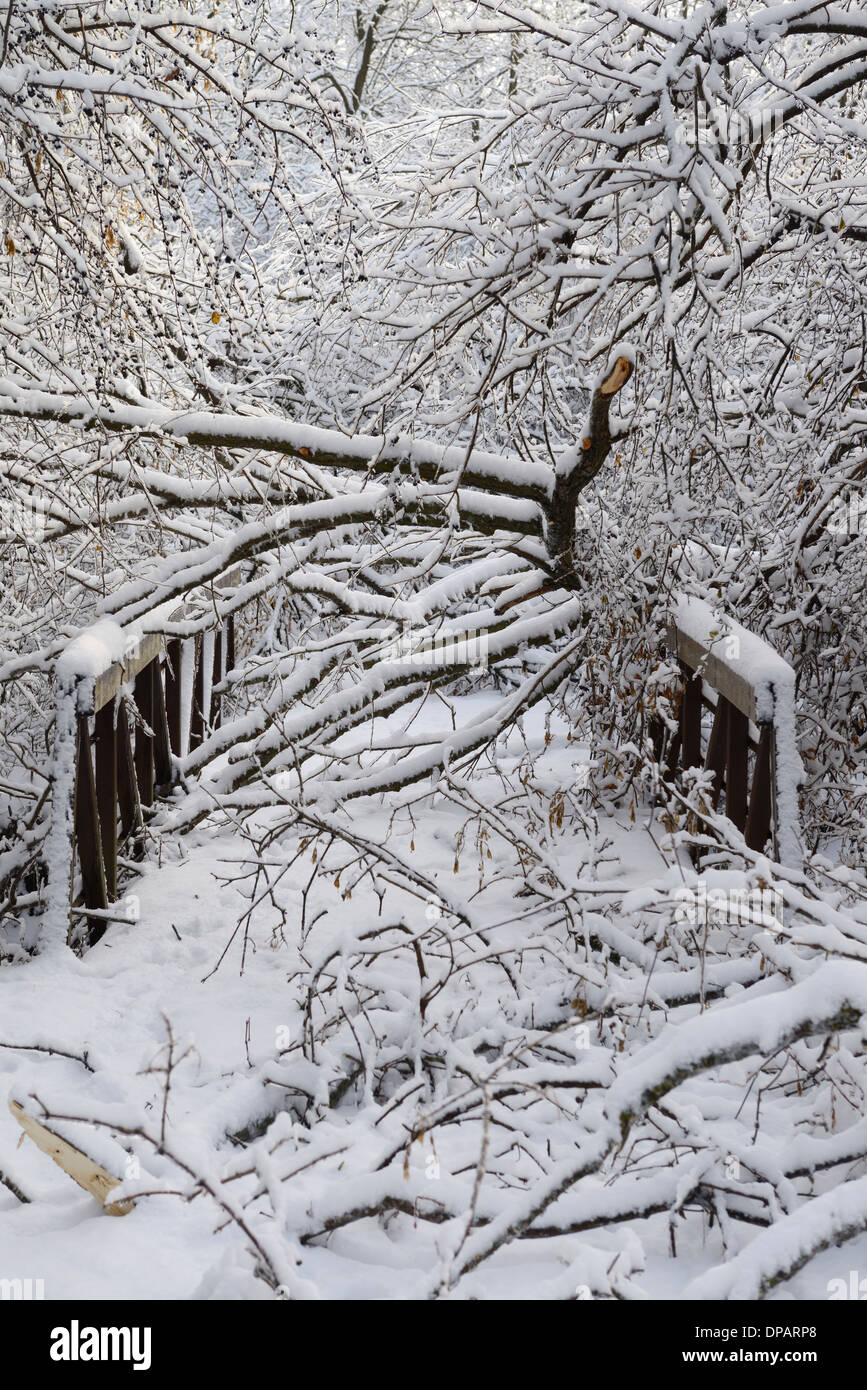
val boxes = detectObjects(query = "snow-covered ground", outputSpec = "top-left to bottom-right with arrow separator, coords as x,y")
2,700 -> 865,1300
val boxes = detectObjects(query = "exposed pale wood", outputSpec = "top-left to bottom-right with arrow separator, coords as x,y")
9,1101 -> 134,1216
599,354 -> 634,397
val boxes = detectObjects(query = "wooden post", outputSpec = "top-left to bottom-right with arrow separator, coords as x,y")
116,702 -> 140,844
663,728 -> 682,782
189,635 -> 204,751
74,715 -> 108,923
648,711 -> 667,764
94,702 -> 117,901
726,705 -> 749,833
152,659 -> 173,790
210,627 -> 223,730
704,697 -> 728,809
133,661 -> 155,809
679,662 -> 702,770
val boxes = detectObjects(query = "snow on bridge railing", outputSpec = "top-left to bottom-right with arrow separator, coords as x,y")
44,567 -> 242,949
661,596 -> 803,868
40,578 -> 805,950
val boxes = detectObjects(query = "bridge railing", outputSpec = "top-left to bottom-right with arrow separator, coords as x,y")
47,567 -> 241,946
43,586 -> 804,947
659,596 -> 803,867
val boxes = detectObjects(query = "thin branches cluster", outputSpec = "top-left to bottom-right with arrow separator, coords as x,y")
1,0 -> 867,1297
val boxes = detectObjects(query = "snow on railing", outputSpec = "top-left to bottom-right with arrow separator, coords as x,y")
44,568 -> 242,949
43,582 -> 805,951
663,596 -> 803,868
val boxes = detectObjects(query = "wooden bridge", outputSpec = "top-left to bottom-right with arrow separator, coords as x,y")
43,587 -> 803,949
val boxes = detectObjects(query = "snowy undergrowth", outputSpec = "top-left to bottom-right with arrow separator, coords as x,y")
2,703 -> 867,1300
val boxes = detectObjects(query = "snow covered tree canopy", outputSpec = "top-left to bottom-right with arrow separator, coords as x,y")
1,0 -> 867,1302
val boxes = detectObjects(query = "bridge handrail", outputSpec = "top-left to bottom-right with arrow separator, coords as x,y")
665,596 -> 803,868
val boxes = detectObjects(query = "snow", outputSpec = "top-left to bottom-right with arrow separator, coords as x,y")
1,0 -> 866,1310
56,619 -> 130,686
685,1175 -> 867,1300
0,388 -> 554,502
4,697 -> 867,1300
673,595 -> 795,725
